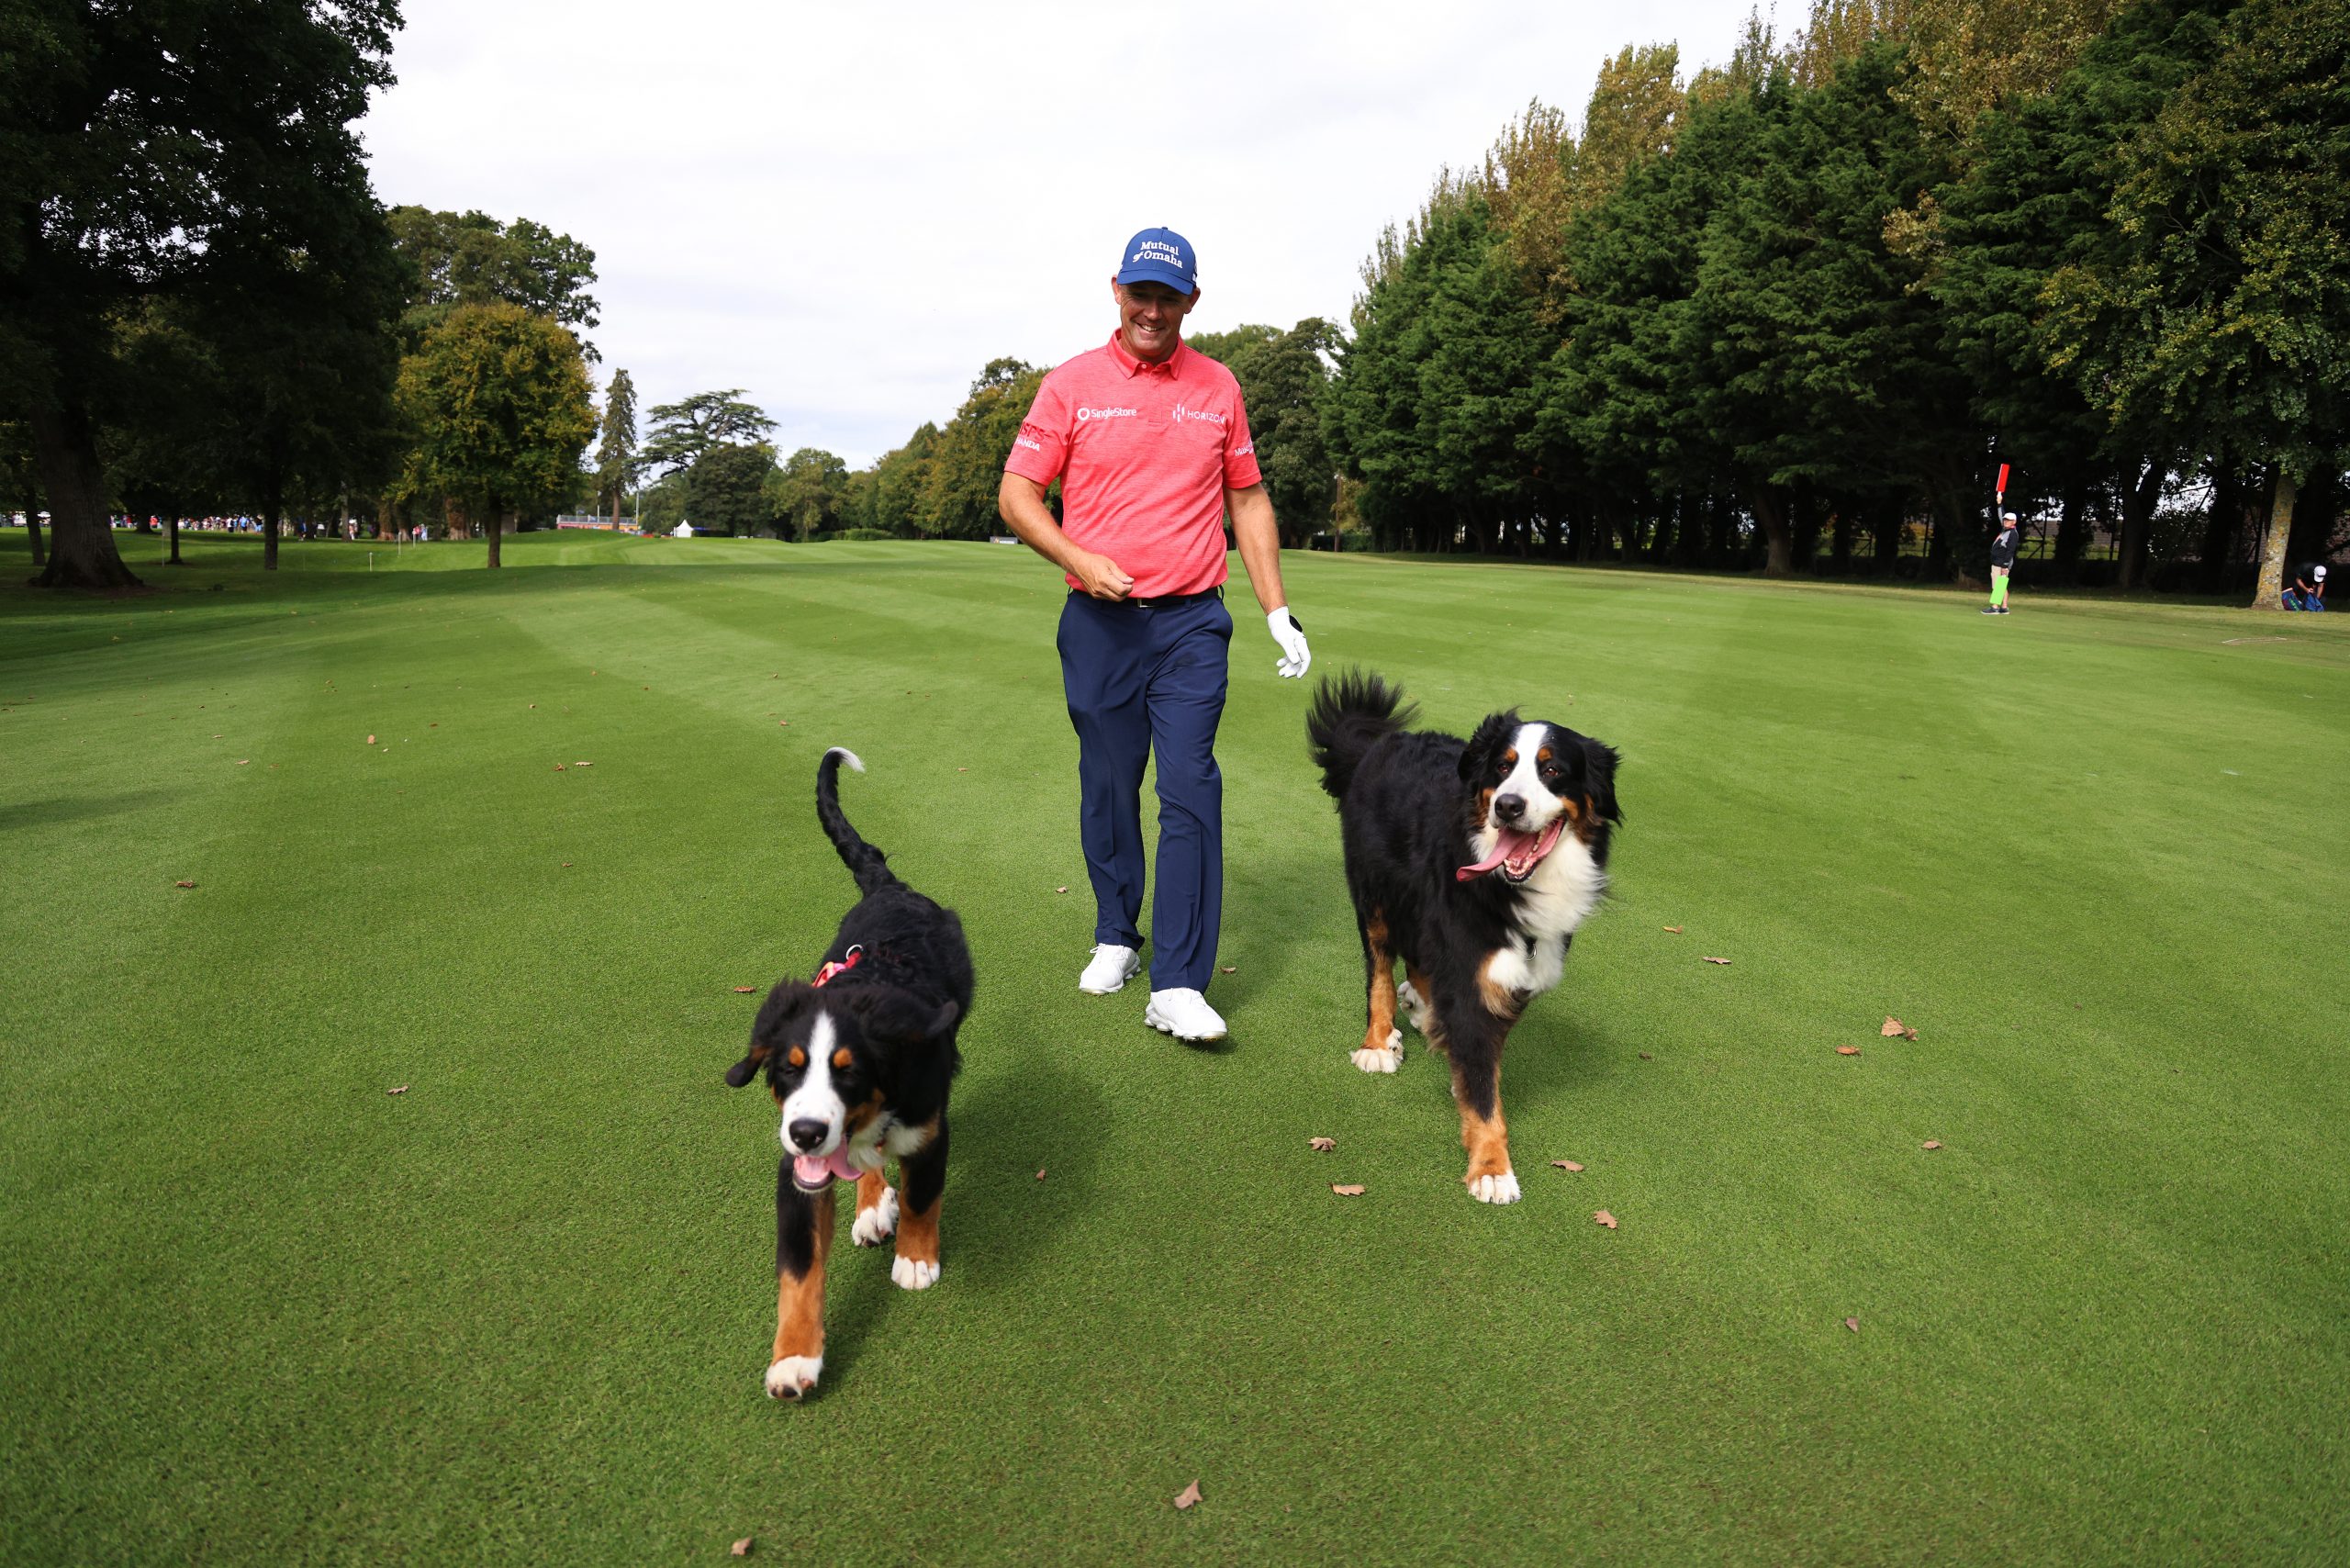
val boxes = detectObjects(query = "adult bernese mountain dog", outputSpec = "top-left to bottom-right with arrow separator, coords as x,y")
1307,671 -> 1621,1205
723,746 -> 972,1400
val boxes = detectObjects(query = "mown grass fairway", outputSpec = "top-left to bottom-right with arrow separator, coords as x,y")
4,533 -> 2345,1563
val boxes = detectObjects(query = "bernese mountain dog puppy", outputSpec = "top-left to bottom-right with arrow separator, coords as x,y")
723,746 -> 972,1399
1307,671 -> 1621,1205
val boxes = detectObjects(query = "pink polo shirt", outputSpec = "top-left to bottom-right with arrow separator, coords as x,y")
1005,333 -> 1261,598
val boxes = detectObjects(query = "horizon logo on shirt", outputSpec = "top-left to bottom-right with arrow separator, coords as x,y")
1169,403 -> 1226,426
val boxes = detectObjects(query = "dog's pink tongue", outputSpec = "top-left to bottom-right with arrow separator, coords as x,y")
1458,829 -> 1539,881
794,1152 -> 856,1187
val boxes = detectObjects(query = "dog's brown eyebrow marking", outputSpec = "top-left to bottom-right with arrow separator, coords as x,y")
832,1047 -> 852,1070
788,1046 -> 806,1068
1537,746 -> 1553,763
1501,749 -> 1517,768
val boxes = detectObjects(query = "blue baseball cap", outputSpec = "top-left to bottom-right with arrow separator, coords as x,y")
1115,227 -> 1197,295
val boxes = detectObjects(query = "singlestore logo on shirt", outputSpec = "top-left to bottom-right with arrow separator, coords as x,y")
1075,406 -> 1138,422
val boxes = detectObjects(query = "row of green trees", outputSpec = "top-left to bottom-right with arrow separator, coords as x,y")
1324,0 -> 2347,600
2,1 -> 610,588
826,0 -> 2341,603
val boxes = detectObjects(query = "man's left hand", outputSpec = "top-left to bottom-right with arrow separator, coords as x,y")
1267,608 -> 1310,679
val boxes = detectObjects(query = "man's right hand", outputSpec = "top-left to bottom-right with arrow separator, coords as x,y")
1071,550 -> 1134,600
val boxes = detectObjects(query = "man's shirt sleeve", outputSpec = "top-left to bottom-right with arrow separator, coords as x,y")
1005,374 -> 1069,484
1223,388 -> 1264,490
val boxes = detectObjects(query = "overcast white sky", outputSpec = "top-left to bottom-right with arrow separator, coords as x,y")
362,0 -> 1763,468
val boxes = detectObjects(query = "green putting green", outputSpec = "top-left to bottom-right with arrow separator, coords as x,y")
4,532 -> 2344,1562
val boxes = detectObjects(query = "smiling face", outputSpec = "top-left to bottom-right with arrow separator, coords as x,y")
1460,714 -> 1623,883
1111,279 -> 1197,364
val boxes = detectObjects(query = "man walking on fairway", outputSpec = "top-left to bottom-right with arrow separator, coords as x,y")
998,227 -> 1311,1043
1983,511 -> 2020,614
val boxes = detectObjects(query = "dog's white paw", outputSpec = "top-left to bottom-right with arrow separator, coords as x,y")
765,1354 -> 822,1400
890,1255 -> 941,1291
1466,1171 -> 1522,1205
1350,1040 -> 1403,1074
852,1186 -> 899,1247
1397,980 -> 1429,1031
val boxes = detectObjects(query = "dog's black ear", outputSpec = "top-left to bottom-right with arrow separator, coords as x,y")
728,981 -> 814,1086
1460,711 -> 1519,785
1580,735 -> 1623,824
848,988 -> 957,1045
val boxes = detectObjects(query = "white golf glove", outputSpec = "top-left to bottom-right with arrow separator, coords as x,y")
1268,607 -> 1310,679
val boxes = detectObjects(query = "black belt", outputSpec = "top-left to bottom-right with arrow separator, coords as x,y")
1074,586 -> 1224,609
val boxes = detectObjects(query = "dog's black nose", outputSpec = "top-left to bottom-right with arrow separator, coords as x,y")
787,1118 -> 830,1152
1494,793 -> 1527,824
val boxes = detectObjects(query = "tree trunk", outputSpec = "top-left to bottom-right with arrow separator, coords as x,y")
1750,486 -> 1795,577
26,510 -> 45,571
262,473 -> 283,572
1869,495 -> 1903,575
2200,462 -> 2242,593
487,503 -> 505,568
167,513 -> 183,566
2118,459 -> 2164,591
2252,469 -> 2297,609
2054,474 -> 2087,578
27,404 -> 140,590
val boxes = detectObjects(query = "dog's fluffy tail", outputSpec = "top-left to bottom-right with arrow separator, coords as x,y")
1306,669 -> 1416,801
816,747 -> 897,896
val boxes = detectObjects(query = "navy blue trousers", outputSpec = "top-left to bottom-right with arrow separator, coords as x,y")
1057,591 -> 1232,991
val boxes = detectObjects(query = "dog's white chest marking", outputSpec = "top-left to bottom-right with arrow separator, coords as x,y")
1486,832 -> 1606,1002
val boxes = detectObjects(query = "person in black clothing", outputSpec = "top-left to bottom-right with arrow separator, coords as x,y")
2283,561 -> 2328,610
1982,512 -> 2020,614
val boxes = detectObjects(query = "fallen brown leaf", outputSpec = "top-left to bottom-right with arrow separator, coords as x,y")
1173,1480 -> 1202,1511
560,861 -> 572,868
1638,1051 -> 1653,1060
174,879 -> 196,889
1663,924 -> 1684,934
732,1539 -> 753,1557
387,1085 -> 409,1095
1702,956 -> 1731,965
236,759 -> 251,766
1055,885 -> 1069,893
1881,1015 -> 1918,1039
429,722 -> 438,728
1550,1159 -> 1583,1171
365,734 -> 376,745
554,763 -> 566,771
1331,1183 -> 1365,1196
1921,1140 -> 1942,1150
528,703 -> 536,709
733,985 -> 757,994
1308,1137 -> 1336,1152
1594,1209 -> 1617,1229
957,767 -> 968,772
1836,1045 -> 1862,1056
1844,1316 -> 1861,1332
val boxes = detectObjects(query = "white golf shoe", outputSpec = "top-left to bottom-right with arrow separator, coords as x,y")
1078,943 -> 1142,994
1144,987 -> 1227,1042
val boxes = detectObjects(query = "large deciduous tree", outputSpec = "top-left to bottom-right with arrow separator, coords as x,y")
0,0 -> 403,590
386,207 -> 599,352
688,442 -> 778,537
772,447 -> 848,541
917,359 -> 1042,539
395,303 -> 594,567
2039,0 -> 2350,608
